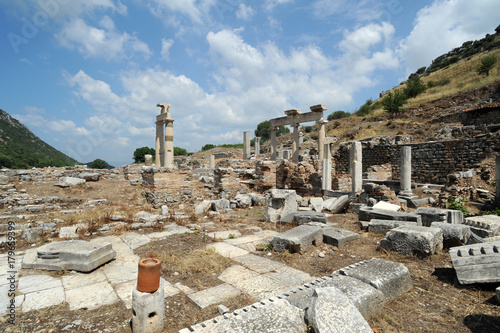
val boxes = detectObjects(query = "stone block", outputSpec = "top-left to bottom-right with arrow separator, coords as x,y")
309,197 -> 323,212
79,172 -> 100,181
416,207 -> 464,227
61,176 -> 86,185
380,225 -> 443,256
306,287 -> 373,333
188,283 -> 241,308
182,299 -> 307,333
373,201 -> 400,211
449,241 -> 500,284
322,194 -> 350,213
359,207 -> 422,224
280,211 -> 327,224
263,189 -> 298,222
430,222 -> 471,248
368,219 -> 421,234
195,200 -> 212,214
321,227 -> 361,248
340,258 -> 413,301
270,225 -> 323,253
22,240 -> 116,272
234,194 -> 252,208
463,215 -> 500,237
212,199 -> 230,211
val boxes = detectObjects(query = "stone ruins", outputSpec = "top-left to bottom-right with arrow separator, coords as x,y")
1,97 -> 500,332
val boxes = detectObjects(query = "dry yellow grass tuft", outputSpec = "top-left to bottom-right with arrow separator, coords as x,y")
160,248 -> 233,277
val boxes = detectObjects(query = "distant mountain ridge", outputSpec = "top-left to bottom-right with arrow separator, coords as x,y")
0,108 -> 78,169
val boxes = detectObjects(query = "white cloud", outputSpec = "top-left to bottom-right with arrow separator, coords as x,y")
236,4 -> 255,20
398,0 -> 500,73
312,0 -> 385,22
161,38 -> 174,61
146,0 -> 216,24
56,17 -> 151,60
339,22 -> 394,54
264,0 -> 293,11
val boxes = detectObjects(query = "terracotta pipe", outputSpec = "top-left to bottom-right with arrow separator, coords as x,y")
137,258 -> 161,293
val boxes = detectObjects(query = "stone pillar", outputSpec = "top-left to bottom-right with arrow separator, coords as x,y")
350,141 -> 362,192
144,154 -> 153,167
164,120 -> 174,168
155,121 -> 165,167
209,154 -> 215,169
322,143 -> 332,191
496,154 -> 500,205
243,131 -> 251,160
271,128 -> 277,161
400,146 -> 413,196
318,119 -> 327,161
132,282 -> 165,332
292,124 -> 300,163
299,132 -> 304,145
255,136 -> 261,157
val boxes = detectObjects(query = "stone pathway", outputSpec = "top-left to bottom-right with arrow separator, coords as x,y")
1,225 -> 315,317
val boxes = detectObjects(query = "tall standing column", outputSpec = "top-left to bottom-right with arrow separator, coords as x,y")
271,128 -> 277,161
155,121 -> 164,167
400,146 -> 412,196
164,119 -> 174,168
350,141 -> 362,192
318,119 -> 327,161
497,155 -> 500,205
292,124 -> 300,163
322,143 -> 332,191
243,131 -> 251,160
255,136 -> 261,158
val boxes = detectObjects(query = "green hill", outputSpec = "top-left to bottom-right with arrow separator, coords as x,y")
0,108 -> 79,169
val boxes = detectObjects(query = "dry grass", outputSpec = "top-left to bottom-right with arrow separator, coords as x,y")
161,248 -> 233,277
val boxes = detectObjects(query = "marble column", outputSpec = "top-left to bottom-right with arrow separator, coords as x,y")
350,141 -> 362,192
292,124 -> 300,163
255,136 -> 261,158
322,143 -> 332,191
155,121 -> 165,167
400,146 -> 412,196
144,154 -> 153,167
164,119 -> 174,168
209,154 -> 215,169
318,119 -> 327,161
243,131 -> 251,160
271,127 -> 277,161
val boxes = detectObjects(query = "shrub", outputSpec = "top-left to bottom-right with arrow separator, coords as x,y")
476,54 -> 497,76
174,147 -> 188,156
382,91 -> 407,117
133,147 -> 155,163
355,99 -> 374,117
404,76 -> 426,98
327,110 -> 350,121
201,144 -> 216,151
304,126 -> 313,133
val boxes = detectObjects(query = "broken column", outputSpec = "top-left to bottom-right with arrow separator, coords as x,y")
155,103 -> 173,168
350,141 -> 362,192
243,131 -> 251,160
132,258 -> 164,332
271,127 -> 277,161
400,146 -> 413,196
209,155 -> 215,169
255,136 -> 261,157
322,143 -> 332,191
144,154 -> 153,167
310,104 -> 328,159
292,123 -> 300,163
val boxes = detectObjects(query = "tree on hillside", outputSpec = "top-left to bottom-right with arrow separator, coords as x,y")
327,110 -> 350,121
174,147 -> 188,156
404,76 -> 426,98
201,144 -> 216,151
476,54 -> 497,76
382,91 -> 407,117
88,159 -> 111,169
354,99 -> 374,117
254,120 -> 290,142
133,147 -> 155,163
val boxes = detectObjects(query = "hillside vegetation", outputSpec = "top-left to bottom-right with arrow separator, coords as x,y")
0,109 -> 79,169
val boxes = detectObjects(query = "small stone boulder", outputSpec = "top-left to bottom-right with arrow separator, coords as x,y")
79,172 -> 100,181
380,225 -> 443,256
430,222 -> 471,248
263,189 -> 298,222
270,225 -> 322,253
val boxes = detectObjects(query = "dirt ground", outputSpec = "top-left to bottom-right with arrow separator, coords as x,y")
4,187 -> 500,333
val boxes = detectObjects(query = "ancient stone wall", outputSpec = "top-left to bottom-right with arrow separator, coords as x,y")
275,160 -> 322,196
333,131 -> 500,185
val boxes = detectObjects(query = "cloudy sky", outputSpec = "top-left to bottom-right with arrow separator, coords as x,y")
1,0 -> 499,166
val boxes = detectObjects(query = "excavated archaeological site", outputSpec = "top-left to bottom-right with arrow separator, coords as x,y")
2,89 -> 500,332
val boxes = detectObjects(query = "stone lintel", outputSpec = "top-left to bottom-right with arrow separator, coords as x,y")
310,104 -> 328,112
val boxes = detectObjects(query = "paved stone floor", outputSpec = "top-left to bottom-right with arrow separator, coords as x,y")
1,225 -> 315,316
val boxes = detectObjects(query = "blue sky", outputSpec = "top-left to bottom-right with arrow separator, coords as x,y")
1,0 -> 499,166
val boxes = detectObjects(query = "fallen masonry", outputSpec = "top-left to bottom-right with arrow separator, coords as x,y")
22,240 -> 116,272
180,258 -> 412,332
270,225 -> 323,253
449,241 -> 500,284
380,225 -> 443,256
462,215 -> 500,238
